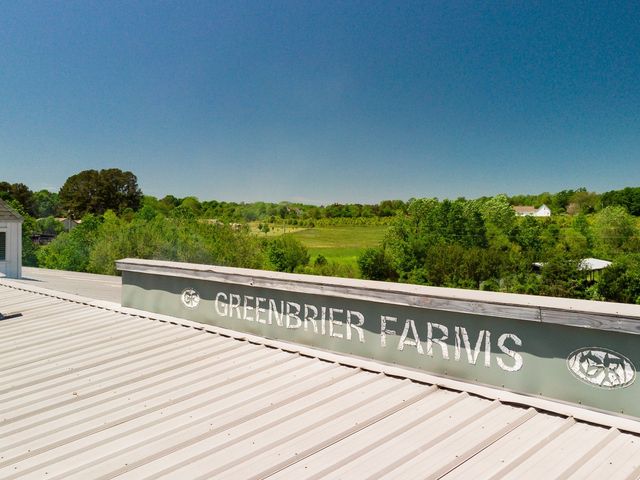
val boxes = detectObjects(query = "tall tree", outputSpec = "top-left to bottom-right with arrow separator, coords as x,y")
32,190 -> 61,217
59,169 -> 142,217
0,182 -> 35,215
593,206 -> 637,257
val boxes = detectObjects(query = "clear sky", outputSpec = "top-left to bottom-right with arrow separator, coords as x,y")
1,1 -> 638,204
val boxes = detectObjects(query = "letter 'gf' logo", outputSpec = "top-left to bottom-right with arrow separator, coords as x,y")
181,288 -> 200,309
567,347 -> 636,389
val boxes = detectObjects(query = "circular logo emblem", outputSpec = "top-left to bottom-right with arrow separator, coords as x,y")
181,288 -> 200,309
567,347 -> 636,389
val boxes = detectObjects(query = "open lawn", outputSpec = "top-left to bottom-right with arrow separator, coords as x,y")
247,222 -> 307,236
290,225 -> 388,266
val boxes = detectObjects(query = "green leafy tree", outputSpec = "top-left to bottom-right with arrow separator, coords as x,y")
601,187 -> 640,216
36,216 -> 65,235
597,255 -> 640,304
478,194 -> 516,232
572,214 -> 594,250
566,189 -> 598,215
85,214 -> 265,275
357,247 -> 396,281
592,206 -> 637,257
539,255 -> 586,299
266,235 -> 309,272
179,196 -> 202,215
32,190 -> 60,218
169,204 -> 197,220
0,182 -> 35,216
511,216 -> 543,258
58,170 -> 100,217
37,214 -> 102,271
59,169 -> 142,217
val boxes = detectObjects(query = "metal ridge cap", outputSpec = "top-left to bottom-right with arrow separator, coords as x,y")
0,278 -> 124,312
116,258 -> 640,320
3,277 -> 640,436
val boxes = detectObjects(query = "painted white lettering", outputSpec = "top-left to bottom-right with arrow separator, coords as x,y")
329,308 -> 344,338
304,304 -> 319,333
229,294 -> 242,319
346,310 -> 365,342
455,327 -> 484,365
243,295 -> 254,321
215,292 -> 228,317
397,319 -> 424,354
286,301 -> 302,329
321,307 -> 327,335
497,334 -> 523,372
268,299 -> 284,326
380,316 -> 397,348
255,297 -> 267,324
484,330 -> 491,367
427,322 -> 449,359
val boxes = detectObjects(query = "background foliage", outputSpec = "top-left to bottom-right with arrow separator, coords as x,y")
3,172 -> 640,304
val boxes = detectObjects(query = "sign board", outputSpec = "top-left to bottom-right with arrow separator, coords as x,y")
117,259 -> 640,419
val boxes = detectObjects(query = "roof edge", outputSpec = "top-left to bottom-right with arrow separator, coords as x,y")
0,198 -> 24,221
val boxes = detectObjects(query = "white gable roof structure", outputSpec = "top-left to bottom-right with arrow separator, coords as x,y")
0,198 -> 23,278
533,204 -> 551,217
513,204 -> 551,217
2,277 -> 640,478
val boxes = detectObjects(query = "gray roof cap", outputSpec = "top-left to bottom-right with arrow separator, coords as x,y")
0,198 -> 24,221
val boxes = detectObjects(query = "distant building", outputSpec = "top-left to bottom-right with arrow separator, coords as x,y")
30,233 -> 56,245
56,217 -> 81,231
579,258 -> 612,272
580,257 -> 613,282
513,204 -> 551,217
0,198 -> 23,278
533,257 -> 612,281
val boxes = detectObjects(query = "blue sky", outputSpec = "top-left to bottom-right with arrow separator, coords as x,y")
1,1 -> 638,204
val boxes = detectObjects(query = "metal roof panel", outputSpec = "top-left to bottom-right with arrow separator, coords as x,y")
1,281 -> 640,479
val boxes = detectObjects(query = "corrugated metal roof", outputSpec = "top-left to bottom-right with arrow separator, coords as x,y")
2,282 -> 640,479
0,198 -> 23,221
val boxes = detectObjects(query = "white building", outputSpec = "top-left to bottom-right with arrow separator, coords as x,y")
513,204 -> 551,217
0,198 -> 23,278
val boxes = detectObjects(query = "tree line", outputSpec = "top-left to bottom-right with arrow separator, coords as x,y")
6,170 -> 640,224
2,169 -> 640,304
358,196 -> 640,304
1,170 -> 407,223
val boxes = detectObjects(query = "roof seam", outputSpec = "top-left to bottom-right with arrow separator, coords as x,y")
252,384 -> 439,480
431,407 -> 539,479
367,400 -> 504,479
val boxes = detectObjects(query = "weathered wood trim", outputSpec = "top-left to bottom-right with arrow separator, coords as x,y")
116,258 -> 640,335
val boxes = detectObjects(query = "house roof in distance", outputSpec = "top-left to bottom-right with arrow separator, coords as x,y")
0,198 -> 24,222
580,257 -> 613,271
512,205 -> 537,213
2,278 -> 640,478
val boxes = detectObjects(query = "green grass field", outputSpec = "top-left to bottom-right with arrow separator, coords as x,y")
290,225 -> 388,266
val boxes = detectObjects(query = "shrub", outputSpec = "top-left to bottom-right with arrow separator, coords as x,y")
266,235 -> 310,272
358,247 -> 396,281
